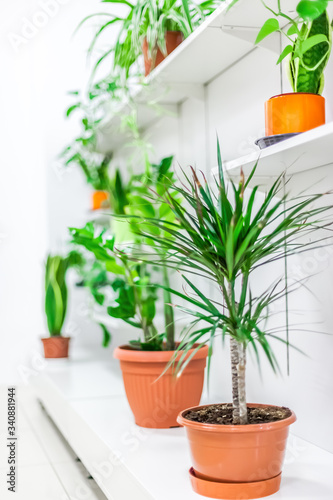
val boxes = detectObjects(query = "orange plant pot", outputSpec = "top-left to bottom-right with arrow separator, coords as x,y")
265,92 -> 325,136
178,403 -> 296,499
142,31 -> 184,77
92,190 -> 109,211
42,336 -> 70,358
114,344 -> 208,428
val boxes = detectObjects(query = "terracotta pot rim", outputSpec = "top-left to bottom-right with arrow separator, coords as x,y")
41,336 -> 71,341
177,403 -> 296,432
114,343 -> 209,362
269,92 -> 324,100
143,30 -> 183,40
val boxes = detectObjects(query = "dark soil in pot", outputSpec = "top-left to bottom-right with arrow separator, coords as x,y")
184,403 -> 292,425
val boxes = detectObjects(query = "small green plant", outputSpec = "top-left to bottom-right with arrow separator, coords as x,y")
45,252 -> 82,336
231,0 -> 332,93
125,141 -> 333,424
79,0 -> 220,79
70,222 -> 161,350
69,155 -> 181,351
126,156 -> 181,349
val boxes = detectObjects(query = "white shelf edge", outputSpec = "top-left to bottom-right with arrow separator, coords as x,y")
211,122 -> 333,185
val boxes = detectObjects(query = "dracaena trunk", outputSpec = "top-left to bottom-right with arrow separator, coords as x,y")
230,337 -> 248,425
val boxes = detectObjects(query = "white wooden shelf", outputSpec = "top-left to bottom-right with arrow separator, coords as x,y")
32,349 -> 333,500
211,123 -> 333,189
97,0 -> 299,152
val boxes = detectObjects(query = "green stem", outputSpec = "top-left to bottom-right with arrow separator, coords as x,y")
123,259 -> 150,342
162,265 -> 175,350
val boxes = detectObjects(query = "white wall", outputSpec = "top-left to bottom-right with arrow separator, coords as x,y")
0,0 -> 112,384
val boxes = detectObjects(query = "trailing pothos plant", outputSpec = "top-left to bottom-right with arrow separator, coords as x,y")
124,141 -> 333,424
231,0 -> 332,93
78,0 -> 220,79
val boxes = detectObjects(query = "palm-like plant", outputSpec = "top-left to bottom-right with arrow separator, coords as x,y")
124,142 -> 333,424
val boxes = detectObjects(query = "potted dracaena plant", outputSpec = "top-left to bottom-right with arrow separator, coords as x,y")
42,252 -> 82,358
78,0 -> 220,79
124,142 -> 333,498
231,0 -> 332,141
70,156 -> 208,429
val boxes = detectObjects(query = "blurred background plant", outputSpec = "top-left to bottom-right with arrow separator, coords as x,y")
69,154 -> 182,351
70,222 -> 161,350
78,0 -> 221,80
45,251 -> 83,336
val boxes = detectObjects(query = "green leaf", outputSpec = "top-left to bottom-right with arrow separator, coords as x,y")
287,24 -> 298,36
277,45 -> 293,64
66,103 -> 80,117
255,18 -> 280,44
105,259 -> 126,275
99,323 -> 111,347
297,0 -> 328,21
299,34 -> 328,55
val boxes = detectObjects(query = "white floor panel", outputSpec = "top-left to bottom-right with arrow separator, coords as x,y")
20,392 -> 78,464
53,461 -> 108,500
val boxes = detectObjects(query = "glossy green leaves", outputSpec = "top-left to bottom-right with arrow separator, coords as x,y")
297,0 -> 328,20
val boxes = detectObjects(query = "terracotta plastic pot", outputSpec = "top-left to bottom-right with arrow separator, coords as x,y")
178,403 -> 296,499
92,190 -> 109,211
42,336 -> 70,358
265,92 -> 325,136
114,344 -> 208,428
142,31 -> 184,76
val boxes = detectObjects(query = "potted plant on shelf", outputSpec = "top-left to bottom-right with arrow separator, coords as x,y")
42,252 -> 81,358
231,0 -> 332,139
70,217 -> 208,428
126,142 -> 333,498
79,0 -> 219,78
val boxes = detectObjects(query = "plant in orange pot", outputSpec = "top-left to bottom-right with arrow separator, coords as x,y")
232,0 -> 332,141
42,252 -> 81,358
70,157 -> 209,428
129,142 -> 333,498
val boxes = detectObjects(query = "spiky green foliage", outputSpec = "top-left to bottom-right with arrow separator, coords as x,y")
45,252 -> 82,336
121,141 -> 333,422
